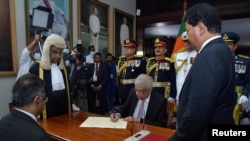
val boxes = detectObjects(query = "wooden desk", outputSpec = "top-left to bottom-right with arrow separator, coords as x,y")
39,111 -> 175,141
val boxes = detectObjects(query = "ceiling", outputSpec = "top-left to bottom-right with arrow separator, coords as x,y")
144,18 -> 250,48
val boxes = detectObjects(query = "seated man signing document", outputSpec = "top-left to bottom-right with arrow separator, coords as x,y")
110,74 -> 167,127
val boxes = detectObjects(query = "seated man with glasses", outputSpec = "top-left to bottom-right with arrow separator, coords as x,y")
110,73 -> 167,127
0,74 -> 53,141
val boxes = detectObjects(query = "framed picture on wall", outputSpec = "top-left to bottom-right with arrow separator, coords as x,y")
0,0 -> 18,76
25,0 -> 72,50
78,0 -> 109,58
114,8 -> 135,58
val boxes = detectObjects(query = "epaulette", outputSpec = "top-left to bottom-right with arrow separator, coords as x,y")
164,57 -> 171,62
119,56 -> 126,59
238,54 -> 250,59
146,57 -> 155,62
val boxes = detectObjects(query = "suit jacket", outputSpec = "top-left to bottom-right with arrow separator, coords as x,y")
0,109 -> 53,141
170,37 -> 235,141
118,88 -> 167,127
88,62 -> 107,87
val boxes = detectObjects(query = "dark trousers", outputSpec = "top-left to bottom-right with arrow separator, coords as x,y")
87,87 -> 106,115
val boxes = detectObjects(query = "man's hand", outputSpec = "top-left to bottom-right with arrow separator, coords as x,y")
110,113 -> 120,122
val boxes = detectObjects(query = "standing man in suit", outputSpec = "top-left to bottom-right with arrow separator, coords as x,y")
86,52 -> 107,115
110,74 -> 167,127
222,31 -> 250,125
169,3 -> 235,141
146,37 -> 176,101
117,39 -> 146,104
105,53 -> 118,113
0,74 -> 53,141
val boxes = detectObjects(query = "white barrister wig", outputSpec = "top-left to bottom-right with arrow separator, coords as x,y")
40,34 -> 66,70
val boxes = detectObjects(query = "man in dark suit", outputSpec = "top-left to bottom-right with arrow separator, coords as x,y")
169,3 -> 235,141
110,74 -> 167,127
0,74 -> 53,141
86,52 -> 107,115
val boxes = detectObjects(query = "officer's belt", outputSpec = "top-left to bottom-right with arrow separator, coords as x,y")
153,82 -> 168,87
153,82 -> 170,99
120,79 -> 135,85
235,86 -> 243,94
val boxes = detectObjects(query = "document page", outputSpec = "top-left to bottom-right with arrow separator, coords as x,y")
79,117 -> 127,129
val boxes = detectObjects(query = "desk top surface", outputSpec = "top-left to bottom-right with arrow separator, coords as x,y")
38,111 -> 175,141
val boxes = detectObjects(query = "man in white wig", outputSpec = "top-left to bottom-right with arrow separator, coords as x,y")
29,34 -> 72,119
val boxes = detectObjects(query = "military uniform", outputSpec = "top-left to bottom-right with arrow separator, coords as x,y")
222,32 -> 250,125
173,49 -> 196,104
118,39 -> 146,104
146,38 -> 176,99
233,54 -> 250,124
146,57 -> 176,99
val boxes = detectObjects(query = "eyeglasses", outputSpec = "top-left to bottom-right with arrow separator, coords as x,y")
39,96 -> 48,102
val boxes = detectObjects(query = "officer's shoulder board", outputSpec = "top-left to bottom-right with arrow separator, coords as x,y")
119,56 -> 126,59
164,57 -> 172,62
146,57 -> 155,62
238,54 -> 250,59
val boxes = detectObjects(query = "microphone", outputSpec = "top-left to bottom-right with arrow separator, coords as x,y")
142,110 -> 146,132
131,115 -> 133,137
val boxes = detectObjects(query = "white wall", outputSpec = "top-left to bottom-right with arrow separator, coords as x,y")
0,0 -> 136,117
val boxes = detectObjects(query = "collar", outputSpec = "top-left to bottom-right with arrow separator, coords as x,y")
14,108 -> 38,122
126,56 -> 134,60
199,35 -> 221,53
155,56 -> 165,61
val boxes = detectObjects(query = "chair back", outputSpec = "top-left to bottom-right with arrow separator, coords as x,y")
167,102 -> 176,129
9,102 -> 14,112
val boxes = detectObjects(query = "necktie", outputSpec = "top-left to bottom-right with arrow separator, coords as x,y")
95,63 -> 99,75
137,100 -> 145,118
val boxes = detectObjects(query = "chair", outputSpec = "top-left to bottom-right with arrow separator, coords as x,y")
9,102 -> 14,112
167,102 -> 176,129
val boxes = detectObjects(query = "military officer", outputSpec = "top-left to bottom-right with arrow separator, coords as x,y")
117,39 -> 146,104
146,37 -> 176,102
222,31 -> 250,125
172,31 -> 197,105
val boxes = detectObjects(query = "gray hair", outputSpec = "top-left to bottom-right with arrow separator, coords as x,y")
134,74 -> 153,89
12,74 -> 45,107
